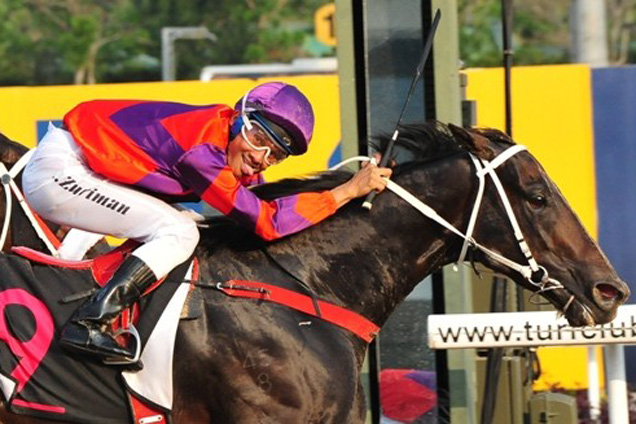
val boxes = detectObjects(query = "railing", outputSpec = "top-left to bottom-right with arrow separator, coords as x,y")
199,58 -> 337,81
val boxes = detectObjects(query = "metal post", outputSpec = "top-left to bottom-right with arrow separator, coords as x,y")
587,346 -> 601,422
480,278 -> 507,424
570,0 -> 609,67
501,0 -> 514,138
605,344 -> 629,424
161,27 -> 217,81
161,29 -> 175,81
479,3 -> 515,423
571,3 -> 612,423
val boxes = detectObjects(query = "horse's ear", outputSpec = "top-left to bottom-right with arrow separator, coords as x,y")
448,124 -> 497,161
0,132 -> 27,165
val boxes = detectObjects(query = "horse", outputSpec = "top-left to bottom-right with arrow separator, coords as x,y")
0,132 -> 53,253
0,122 -> 628,423
0,132 -> 112,258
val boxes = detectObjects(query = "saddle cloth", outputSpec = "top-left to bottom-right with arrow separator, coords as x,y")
0,246 -> 193,423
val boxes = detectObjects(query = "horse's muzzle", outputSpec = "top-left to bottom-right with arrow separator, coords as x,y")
593,280 -> 630,313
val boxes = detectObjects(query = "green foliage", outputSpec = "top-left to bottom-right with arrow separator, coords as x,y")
0,0 -> 148,84
0,2 -> 45,84
0,0 -> 331,85
459,0 -> 502,67
12,1 -> 632,83
139,0 -> 328,80
458,0 -> 570,67
61,16 -> 99,68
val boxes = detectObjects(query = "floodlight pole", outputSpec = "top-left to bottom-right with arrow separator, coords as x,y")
161,27 -> 217,81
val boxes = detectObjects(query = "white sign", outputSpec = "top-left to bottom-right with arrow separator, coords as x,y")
428,304 -> 636,349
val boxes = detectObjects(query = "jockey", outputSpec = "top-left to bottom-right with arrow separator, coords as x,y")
21,81 -> 392,362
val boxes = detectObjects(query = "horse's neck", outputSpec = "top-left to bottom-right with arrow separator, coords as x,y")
8,173 -> 49,251
292,157 -> 476,326
0,138 -> 45,251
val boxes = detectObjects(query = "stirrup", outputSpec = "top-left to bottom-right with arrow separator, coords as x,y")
103,324 -> 142,365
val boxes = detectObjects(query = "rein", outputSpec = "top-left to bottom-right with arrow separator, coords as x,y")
0,149 -> 59,255
333,146 -> 576,315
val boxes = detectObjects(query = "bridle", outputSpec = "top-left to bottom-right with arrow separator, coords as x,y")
0,149 -> 59,255
334,145 -> 578,315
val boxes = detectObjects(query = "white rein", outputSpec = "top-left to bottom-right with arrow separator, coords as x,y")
0,149 -> 59,255
331,146 -> 575,313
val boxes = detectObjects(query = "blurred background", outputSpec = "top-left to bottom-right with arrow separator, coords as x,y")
0,0 -> 633,86
2,1 -> 636,424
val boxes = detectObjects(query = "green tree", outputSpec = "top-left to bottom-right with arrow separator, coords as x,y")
458,0 -> 570,68
0,0 -> 66,85
607,0 -> 636,64
459,0 -> 636,67
0,0 -> 330,85
124,0 -> 328,81
0,0 -> 148,85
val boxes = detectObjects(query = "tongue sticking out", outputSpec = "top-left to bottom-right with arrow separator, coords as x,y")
241,159 -> 255,177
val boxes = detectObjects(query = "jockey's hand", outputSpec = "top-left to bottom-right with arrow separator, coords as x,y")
331,159 -> 393,208
371,152 -> 397,168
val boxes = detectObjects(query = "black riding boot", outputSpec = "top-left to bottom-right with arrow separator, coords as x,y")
60,256 -> 157,362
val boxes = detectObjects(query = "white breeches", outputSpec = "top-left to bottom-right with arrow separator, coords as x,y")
22,125 -> 200,278
56,228 -> 105,261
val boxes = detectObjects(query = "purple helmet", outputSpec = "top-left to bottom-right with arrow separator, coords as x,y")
235,82 -> 314,155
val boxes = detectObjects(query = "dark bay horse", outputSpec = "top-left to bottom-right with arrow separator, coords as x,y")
0,133 -> 54,252
0,123 -> 629,423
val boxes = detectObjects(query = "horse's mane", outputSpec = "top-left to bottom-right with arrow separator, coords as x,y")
199,122 -> 513,251
252,122 -> 514,201
253,121 -> 479,200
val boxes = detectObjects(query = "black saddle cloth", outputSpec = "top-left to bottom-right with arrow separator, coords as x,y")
0,253 -> 190,423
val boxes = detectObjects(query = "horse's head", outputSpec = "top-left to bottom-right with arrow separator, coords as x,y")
447,124 -> 629,326
208,121 -> 628,328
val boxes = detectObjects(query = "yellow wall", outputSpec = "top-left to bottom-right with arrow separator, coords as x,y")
465,64 -> 601,391
0,75 -> 341,182
464,64 -> 597,236
0,67 -> 602,391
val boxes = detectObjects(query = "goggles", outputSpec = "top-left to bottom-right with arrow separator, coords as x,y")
239,89 -> 295,166
241,120 -> 289,166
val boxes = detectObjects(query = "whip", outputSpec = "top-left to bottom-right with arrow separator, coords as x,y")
362,9 -> 442,210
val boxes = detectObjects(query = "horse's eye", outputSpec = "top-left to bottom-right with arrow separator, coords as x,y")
529,194 -> 547,209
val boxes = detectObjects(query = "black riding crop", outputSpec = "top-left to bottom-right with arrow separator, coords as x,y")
362,8 -> 442,210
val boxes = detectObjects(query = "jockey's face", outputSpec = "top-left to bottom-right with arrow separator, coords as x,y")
227,127 -> 269,179
227,113 -> 288,179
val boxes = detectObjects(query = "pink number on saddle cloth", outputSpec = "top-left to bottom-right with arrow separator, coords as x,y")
0,289 -> 54,393
11,240 -> 168,338
10,240 -> 195,422
0,288 -> 66,414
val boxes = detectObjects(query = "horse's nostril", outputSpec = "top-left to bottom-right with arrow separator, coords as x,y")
597,283 -> 620,301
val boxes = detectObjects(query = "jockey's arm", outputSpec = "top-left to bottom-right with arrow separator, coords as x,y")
175,144 -> 337,241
